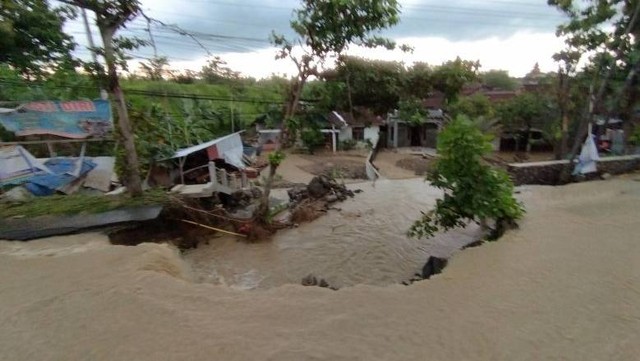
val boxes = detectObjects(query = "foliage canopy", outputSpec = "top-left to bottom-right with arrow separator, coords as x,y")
409,116 -> 524,239
0,0 -> 76,77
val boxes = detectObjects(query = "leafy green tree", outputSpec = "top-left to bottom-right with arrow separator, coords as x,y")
548,0 -> 640,171
481,70 -> 518,90
272,0 -> 403,140
449,93 -> 494,119
408,116 -> 524,239
0,0 -> 76,77
398,97 -> 427,126
62,0 -> 145,196
256,150 -> 286,224
496,92 -> 557,154
332,56 -> 405,115
139,56 -> 172,81
300,127 -> 325,154
304,78 -> 347,114
200,56 -> 240,84
432,57 -> 480,106
403,62 -> 434,100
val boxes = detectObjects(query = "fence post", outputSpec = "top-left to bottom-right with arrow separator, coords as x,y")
220,169 -> 228,187
208,162 -> 217,186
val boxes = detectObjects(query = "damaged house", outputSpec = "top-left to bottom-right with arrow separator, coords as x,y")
148,131 -> 254,196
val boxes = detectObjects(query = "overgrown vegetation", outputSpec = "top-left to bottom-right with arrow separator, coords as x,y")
408,116 -> 524,240
300,127 -> 325,153
0,190 -> 170,219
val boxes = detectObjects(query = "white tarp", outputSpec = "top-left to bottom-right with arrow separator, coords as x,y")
215,132 -> 245,169
574,135 -> 600,175
83,157 -> 116,192
171,132 -> 245,169
0,145 -> 52,184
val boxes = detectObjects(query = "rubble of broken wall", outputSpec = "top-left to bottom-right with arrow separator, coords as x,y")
507,155 -> 640,185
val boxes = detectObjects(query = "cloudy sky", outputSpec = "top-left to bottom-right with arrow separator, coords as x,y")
63,0 -> 569,78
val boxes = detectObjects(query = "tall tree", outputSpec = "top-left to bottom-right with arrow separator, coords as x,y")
403,62 -> 434,99
0,0 -> 76,77
431,57 -> 480,106
496,92 -> 557,154
549,0 -> 640,174
449,93 -> 495,120
553,50 -> 582,159
62,0 -> 144,196
331,56 -> 406,115
481,70 -> 518,91
272,0 -> 403,143
200,56 -> 240,84
139,56 -> 171,81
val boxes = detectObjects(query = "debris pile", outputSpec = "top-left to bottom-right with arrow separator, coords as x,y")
286,175 -> 357,224
0,145 -> 118,200
288,174 -> 355,204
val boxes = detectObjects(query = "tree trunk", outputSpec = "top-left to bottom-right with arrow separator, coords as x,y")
256,163 -> 278,222
346,72 -> 355,122
100,27 -> 143,196
560,115 -> 570,159
557,71 -> 570,160
524,123 -> 532,155
283,74 -> 308,147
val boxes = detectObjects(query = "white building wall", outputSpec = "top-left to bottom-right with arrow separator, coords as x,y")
338,127 -> 353,142
364,125 -> 380,146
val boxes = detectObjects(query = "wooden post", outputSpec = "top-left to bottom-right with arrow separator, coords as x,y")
73,142 -> 87,177
208,161 -> 217,185
332,127 -> 337,153
221,169 -> 228,187
46,142 -> 57,158
241,170 -> 248,188
179,157 -> 186,184
393,119 -> 399,148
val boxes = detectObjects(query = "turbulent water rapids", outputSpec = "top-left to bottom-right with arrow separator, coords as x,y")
183,178 -> 481,289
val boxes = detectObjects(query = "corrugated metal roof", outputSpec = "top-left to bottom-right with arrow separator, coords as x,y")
172,131 -> 244,159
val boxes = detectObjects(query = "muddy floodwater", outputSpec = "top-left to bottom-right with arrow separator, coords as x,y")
1,177 -> 639,360
183,179 -> 481,289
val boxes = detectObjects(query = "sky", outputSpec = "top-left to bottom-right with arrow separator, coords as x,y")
62,0 -> 570,79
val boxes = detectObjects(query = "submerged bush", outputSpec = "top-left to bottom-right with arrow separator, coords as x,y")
409,116 -> 524,239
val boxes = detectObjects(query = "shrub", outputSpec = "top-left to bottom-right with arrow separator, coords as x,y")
408,116 -> 524,239
301,127 -> 325,153
340,139 -> 357,151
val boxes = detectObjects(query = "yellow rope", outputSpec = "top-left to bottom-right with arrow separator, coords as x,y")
177,219 -> 247,238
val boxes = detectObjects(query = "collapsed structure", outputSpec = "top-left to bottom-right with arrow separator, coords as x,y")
0,100 -> 116,197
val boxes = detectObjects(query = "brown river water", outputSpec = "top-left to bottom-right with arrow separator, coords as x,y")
1,178 -> 639,360
183,178 -> 481,289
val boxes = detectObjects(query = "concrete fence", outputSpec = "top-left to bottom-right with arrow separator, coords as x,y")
507,155 -> 640,185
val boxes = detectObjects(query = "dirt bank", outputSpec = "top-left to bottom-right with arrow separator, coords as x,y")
1,177 -> 639,360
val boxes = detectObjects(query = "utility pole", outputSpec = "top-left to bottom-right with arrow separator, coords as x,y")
81,8 -> 98,64
230,97 -> 235,133
80,7 -> 107,99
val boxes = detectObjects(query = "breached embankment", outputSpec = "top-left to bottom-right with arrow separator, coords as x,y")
1,177 -> 639,360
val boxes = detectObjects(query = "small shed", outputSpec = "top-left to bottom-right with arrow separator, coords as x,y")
153,132 -> 247,186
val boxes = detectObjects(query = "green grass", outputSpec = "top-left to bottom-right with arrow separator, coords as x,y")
0,190 -> 170,219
